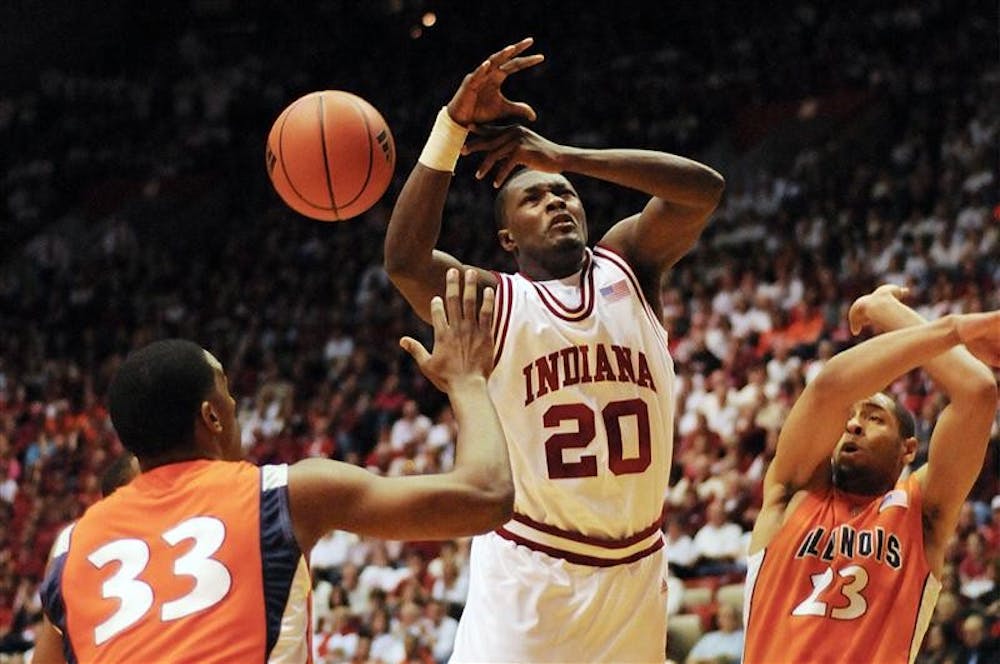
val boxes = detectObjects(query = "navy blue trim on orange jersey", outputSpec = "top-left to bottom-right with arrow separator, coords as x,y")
259,473 -> 301,659
40,553 -> 78,664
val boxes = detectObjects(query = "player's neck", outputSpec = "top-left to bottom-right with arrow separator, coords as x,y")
138,448 -> 214,473
832,475 -> 893,499
518,250 -> 587,281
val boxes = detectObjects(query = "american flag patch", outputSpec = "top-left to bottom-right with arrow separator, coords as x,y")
878,489 -> 909,512
600,279 -> 630,302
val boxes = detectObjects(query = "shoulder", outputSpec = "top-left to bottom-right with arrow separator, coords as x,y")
260,463 -> 290,489
592,243 -> 636,275
592,243 -> 660,305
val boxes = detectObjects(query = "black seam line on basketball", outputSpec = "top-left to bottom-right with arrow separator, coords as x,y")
278,97 -> 337,213
336,95 -> 374,209
317,93 -> 340,220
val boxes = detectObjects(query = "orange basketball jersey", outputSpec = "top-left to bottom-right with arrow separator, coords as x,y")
41,460 -> 312,663
743,475 -> 940,664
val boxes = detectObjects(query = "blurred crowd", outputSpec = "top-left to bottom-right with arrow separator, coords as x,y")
1,1 -> 997,662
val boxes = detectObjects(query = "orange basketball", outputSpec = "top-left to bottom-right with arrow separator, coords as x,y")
265,90 -> 395,221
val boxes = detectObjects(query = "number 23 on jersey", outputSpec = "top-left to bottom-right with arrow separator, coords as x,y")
792,564 -> 870,620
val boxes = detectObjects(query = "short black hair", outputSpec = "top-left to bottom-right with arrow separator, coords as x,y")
882,391 -> 916,440
108,339 -> 215,459
493,168 -> 530,230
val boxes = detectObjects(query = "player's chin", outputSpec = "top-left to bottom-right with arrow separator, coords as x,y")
551,235 -> 585,251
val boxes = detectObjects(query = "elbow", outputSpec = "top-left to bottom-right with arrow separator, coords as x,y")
684,167 -> 725,220
384,256 -> 425,295
383,251 -> 410,284
470,481 -> 515,532
383,231 -> 420,282
963,375 -> 998,410
496,482 -> 516,523
483,482 -> 515,530
704,167 -> 726,206
450,465 -> 515,533
807,360 -> 849,397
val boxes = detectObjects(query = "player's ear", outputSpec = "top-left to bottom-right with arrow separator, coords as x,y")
200,401 -> 223,433
901,436 -> 918,465
498,229 -> 517,253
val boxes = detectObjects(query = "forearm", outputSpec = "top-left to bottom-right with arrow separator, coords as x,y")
816,316 -> 965,400
556,147 -> 724,210
448,376 -> 513,500
868,300 -> 996,396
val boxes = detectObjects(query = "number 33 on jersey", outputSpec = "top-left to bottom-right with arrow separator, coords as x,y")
41,460 -> 312,663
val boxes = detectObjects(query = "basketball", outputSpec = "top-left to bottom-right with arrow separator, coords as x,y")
265,90 -> 395,221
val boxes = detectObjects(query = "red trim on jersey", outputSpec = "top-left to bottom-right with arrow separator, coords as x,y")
492,273 -> 514,368
593,245 -> 670,354
525,250 -> 595,322
511,512 -> 664,549
495,527 -> 664,567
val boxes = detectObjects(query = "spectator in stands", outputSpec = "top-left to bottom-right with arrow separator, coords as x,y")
915,622 -> 958,664
314,606 -> 359,663
684,603 -> 744,664
953,612 -> 998,664
369,606 -> 406,663
310,529 -> 363,584
389,398 -> 431,454
981,496 -> 1000,550
665,515 -> 699,578
425,598 -> 459,664
958,531 -> 996,600
692,500 -> 745,576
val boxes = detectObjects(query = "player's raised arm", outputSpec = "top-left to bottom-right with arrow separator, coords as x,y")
464,126 -> 724,299
760,308 -> 1000,525
384,38 -> 543,323
288,269 -> 512,550
848,286 -> 998,572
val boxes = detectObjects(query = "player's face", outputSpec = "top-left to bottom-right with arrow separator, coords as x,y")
498,171 -> 587,270
831,393 -> 910,494
203,351 -> 242,462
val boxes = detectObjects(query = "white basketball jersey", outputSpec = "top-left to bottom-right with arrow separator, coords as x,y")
488,245 -> 674,559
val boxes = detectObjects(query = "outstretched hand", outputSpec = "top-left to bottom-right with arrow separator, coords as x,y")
447,37 -> 544,128
400,268 -> 496,392
848,284 -> 909,336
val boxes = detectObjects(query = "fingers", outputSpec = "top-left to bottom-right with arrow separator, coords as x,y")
429,294 -> 447,334
499,53 -> 545,75
491,155 -> 522,188
479,287 -> 495,330
399,336 -> 430,365
488,37 -> 536,64
462,59 -> 493,92
481,39 -> 544,92
873,283 -> 908,300
444,268 -> 461,328
462,268 -> 478,327
847,301 -> 865,336
505,100 -> 538,123
475,140 -> 519,183
464,126 -> 519,152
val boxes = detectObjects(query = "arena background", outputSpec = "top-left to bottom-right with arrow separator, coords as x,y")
1,1 -> 997,662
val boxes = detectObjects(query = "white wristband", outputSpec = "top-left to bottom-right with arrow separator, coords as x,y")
418,107 -> 469,173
